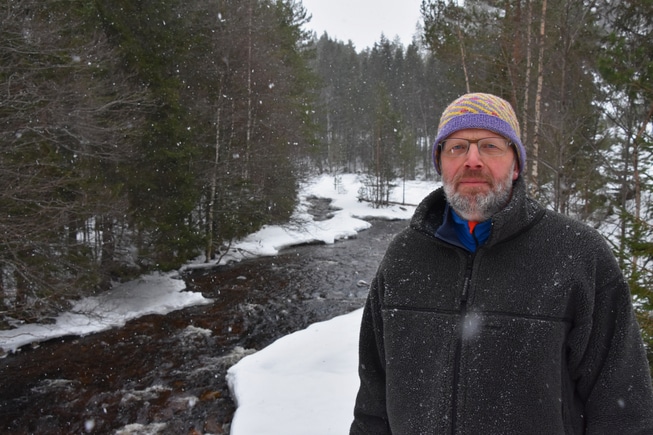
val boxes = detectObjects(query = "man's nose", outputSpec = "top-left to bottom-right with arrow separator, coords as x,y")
464,143 -> 484,167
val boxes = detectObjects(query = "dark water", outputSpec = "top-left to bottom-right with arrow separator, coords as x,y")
0,218 -> 407,435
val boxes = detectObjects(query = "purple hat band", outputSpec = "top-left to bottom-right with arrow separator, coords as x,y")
432,113 -> 526,175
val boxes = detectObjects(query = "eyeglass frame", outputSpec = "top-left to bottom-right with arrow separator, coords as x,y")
438,137 -> 515,158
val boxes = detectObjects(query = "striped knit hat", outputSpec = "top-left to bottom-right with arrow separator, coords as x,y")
433,93 -> 526,174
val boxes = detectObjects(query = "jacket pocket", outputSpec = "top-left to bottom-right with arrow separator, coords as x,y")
457,313 -> 569,434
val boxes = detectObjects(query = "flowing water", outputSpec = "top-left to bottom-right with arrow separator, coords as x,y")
0,216 -> 408,435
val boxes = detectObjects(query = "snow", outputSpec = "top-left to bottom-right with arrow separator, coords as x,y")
0,272 -> 211,354
0,173 -> 437,432
226,309 -> 363,435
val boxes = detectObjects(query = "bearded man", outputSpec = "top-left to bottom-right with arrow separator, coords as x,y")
350,93 -> 653,434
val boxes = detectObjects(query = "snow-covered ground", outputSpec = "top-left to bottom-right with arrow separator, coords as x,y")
0,272 -> 211,355
0,173 -> 437,433
226,308 -> 364,435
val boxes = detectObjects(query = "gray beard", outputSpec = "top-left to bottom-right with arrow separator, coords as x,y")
443,167 -> 515,222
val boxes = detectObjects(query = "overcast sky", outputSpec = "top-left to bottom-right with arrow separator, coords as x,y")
301,0 -> 424,51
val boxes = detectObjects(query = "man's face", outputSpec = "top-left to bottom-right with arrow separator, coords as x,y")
440,128 -> 519,222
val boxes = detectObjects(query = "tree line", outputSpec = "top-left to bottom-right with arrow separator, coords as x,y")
0,0 -> 315,323
312,0 -> 653,366
0,0 -> 651,366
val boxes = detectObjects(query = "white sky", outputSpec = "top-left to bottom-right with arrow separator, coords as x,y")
301,0 -> 424,50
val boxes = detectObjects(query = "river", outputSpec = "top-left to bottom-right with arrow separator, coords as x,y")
0,218 -> 407,435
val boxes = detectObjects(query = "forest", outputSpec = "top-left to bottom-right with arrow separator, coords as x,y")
0,0 -> 651,364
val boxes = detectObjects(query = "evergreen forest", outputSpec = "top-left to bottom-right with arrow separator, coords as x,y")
1,0 -> 652,366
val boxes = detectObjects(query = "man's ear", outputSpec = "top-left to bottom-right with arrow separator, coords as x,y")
511,146 -> 520,181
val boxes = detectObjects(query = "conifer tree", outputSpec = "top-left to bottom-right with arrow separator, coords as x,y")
596,0 -> 653,366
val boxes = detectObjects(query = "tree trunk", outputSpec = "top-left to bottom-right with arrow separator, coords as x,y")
99,217 -> 116,290
456,26 -> 471,93
530,0 -> 548,193
521,0 -> 533,150
206,103 -> 222,262
245,0 -> 254,180
0,264 -> 5,311
630,101 -> 653,275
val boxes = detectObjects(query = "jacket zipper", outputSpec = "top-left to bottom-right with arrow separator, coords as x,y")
451,255 -> 474,434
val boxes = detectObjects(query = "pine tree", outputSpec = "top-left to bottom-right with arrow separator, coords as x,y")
596,0 -> 653,367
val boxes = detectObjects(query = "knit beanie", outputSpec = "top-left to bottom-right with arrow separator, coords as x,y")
433,93 -> 526,174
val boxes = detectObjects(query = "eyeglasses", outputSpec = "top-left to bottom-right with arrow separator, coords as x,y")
440,137 -> 512,158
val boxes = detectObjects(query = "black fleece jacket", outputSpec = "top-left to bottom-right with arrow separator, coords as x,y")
350,178 -> 653,435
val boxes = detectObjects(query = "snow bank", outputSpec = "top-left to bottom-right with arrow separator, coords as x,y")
0,272 -> 211,354
227,308 -> 363,435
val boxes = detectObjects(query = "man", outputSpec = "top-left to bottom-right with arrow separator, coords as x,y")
350,93 -> 653,434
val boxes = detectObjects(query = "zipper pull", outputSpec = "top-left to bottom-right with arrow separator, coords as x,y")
461,276 -> 470,303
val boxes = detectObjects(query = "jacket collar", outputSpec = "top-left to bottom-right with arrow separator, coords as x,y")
410,177 -> 545,248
